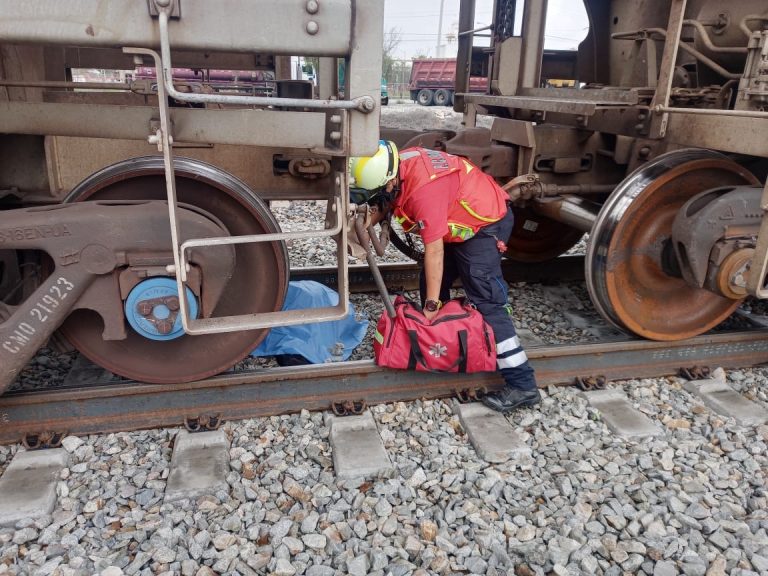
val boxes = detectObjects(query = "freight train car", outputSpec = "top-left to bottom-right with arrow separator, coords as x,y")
0,0 -> 383,392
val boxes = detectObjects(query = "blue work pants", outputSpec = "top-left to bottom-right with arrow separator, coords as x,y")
420,208 -> 537,391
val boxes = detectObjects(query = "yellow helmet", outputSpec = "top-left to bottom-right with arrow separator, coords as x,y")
349,140 -> 399,190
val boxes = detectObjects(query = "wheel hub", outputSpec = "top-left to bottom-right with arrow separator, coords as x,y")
716,248 -> 754,300
125,277 -> 199,341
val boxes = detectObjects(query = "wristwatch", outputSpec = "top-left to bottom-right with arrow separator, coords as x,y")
424,299 -> 442,312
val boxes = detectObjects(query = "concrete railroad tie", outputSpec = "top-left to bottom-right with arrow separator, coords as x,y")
0,379 -> 765,525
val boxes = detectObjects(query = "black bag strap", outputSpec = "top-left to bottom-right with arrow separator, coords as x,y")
457,329 -> 468,373
407,329 -> 468,373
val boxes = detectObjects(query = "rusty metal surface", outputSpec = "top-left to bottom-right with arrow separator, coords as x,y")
0,201 -> 232,393
45,137 -> 331,202
506,206 -> 585,263
462,94 -> 633,116
587,149 -> 759,341
0,101 -> 333,149
464,94 -> 596,116
60,156 -> 289,384
647,0 -> 688,139
2,329 -> 768,445
671,186 -> 762,290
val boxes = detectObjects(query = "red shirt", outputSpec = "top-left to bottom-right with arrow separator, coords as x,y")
393,148 -> 508,244
399,172 -> 460,244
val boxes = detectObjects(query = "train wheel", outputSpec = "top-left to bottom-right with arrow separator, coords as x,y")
505,206 -> 584,262
388,206 -> 583,264
586,149 -> 758,341
61,156 -> 289,383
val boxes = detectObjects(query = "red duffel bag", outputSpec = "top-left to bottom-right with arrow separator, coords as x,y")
373,296 -> 496,373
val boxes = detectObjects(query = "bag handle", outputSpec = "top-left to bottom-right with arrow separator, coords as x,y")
406,329 -> 468,373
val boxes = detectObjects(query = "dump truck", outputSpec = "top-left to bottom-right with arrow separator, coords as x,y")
408,58 -> 487,106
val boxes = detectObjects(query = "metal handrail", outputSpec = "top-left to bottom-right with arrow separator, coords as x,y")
124,41 -> 351,335
155,11 -> 375,114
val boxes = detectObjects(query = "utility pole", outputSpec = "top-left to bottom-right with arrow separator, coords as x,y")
436,0 -> 445,57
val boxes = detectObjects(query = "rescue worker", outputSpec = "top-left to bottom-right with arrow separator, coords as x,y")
350,141 -> 539,413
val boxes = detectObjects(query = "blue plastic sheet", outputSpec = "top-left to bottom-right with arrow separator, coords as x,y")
251,281 -> 368,364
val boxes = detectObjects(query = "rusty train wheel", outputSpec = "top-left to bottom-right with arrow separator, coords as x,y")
586,149 -> 758,341
388,206 -> 583,264
61,156 -> 289,383
505,206 -> 584,263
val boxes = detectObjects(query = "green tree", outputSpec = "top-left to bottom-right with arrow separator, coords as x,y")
382,27 -> 402,85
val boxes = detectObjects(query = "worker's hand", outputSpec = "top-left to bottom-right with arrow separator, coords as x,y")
502,174 -> 541,202
423,308 -> 439,322
369,205 -> 388,224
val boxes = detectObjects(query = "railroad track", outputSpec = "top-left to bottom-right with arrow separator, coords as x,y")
3,254 -> 768,445
1,259 -> 767,575
2,329 -> 768,445
0,350 -> 766,576
292,255 -> 587,292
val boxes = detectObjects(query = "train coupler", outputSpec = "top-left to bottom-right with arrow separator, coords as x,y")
573,375 -> 607,391
331,400 -> 366,416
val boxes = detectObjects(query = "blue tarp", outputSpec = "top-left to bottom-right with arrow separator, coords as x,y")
251,281 -> 368,364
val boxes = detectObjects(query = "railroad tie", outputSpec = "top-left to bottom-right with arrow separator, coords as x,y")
454,402 -> 531,463
0,448 -> 68,527
328,411 -> 394,480
683,368 -> 768,427
164,429 -> 229,503
582,388 -> 664,439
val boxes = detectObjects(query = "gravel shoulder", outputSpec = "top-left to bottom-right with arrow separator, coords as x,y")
0,373 -> 766,576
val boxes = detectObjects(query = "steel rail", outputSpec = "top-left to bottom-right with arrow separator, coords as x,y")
2,329 -> 768,445
293,255 -> 586,292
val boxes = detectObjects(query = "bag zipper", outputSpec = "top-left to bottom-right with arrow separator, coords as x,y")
430,312 -> 470,325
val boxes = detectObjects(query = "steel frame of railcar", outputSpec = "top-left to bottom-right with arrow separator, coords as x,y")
454,0 -> 768,296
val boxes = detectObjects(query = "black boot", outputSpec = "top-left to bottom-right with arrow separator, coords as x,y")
482,387 -> 541,414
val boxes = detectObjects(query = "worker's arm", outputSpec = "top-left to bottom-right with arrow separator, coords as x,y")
422,238 -> 444,320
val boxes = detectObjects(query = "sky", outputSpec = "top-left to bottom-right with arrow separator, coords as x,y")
383,0 -> 590,60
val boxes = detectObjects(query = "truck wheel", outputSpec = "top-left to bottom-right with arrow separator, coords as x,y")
417,89 -> 434,106
434,89 -> 451,106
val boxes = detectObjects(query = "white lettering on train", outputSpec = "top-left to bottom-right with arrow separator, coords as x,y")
1,277 -> 75,355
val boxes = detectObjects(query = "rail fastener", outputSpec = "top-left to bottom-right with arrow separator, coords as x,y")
22,430 -> 65,450
184,414 -> 223,432
573,375 -> 608,391
331,400 -> 367,416
678,366 -> 712,380
455,387 -> 489,403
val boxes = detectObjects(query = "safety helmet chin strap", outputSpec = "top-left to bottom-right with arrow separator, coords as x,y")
389,178 -> 401,202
